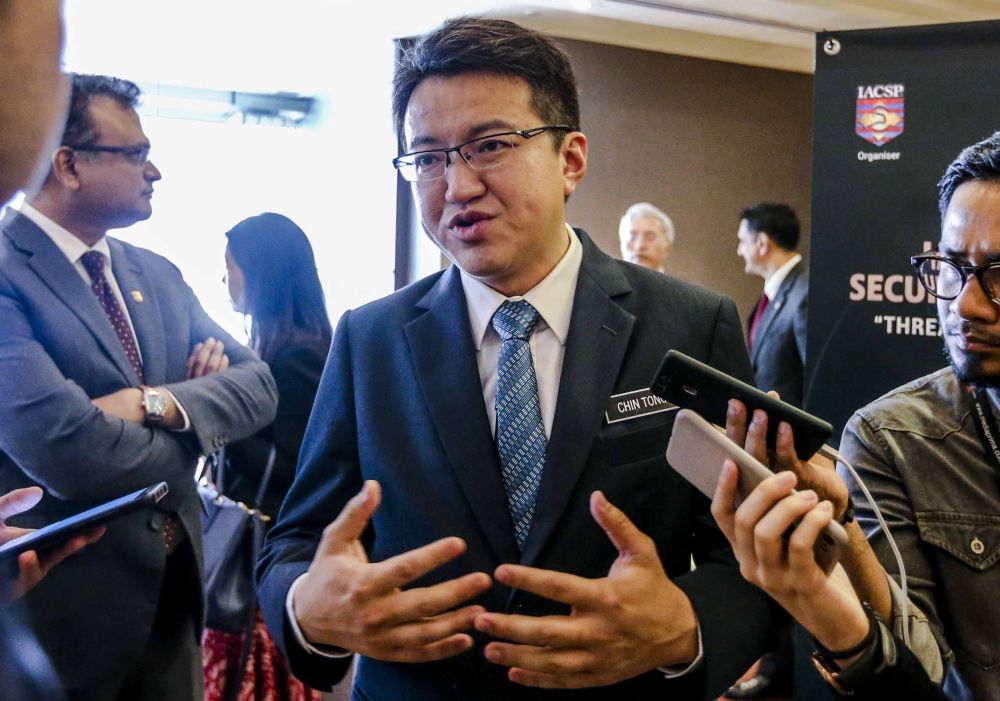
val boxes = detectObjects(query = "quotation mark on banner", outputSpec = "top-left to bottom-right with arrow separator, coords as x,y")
873,315 -> 942,337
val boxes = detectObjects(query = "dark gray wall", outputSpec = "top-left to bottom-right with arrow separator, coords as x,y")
560,38 -> 813,322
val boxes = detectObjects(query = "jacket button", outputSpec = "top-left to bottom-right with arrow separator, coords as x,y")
149,513 -> 164,530
971,537 -> 985,555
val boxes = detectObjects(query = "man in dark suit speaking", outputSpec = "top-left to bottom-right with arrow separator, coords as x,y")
737,202 -> 809,409
258,17 -> 777,700
0,74 -> 278,700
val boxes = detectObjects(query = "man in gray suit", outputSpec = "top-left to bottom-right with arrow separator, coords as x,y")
0,74 -> 277,700
736,202 -> 808,408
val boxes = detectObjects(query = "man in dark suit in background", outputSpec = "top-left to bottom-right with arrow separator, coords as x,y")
0,74 -> 278,700
727,201 -> 807,700
258,17 -> 777,701
736,202 -> 808,408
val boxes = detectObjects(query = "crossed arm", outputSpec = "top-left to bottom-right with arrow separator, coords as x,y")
91,337 -> 232,425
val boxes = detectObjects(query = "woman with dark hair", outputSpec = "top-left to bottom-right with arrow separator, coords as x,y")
203,212 -> 330,701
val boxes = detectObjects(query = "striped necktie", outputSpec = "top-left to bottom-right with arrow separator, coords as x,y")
492,300 -> 547,550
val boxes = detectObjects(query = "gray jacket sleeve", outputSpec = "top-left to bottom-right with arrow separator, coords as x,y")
0,265 -> 276,502
838,414 -> 949,683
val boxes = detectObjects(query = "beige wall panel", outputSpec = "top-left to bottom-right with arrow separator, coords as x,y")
561,38 -> 813,324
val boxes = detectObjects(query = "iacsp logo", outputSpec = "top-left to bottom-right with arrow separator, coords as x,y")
856,83 -> 905,146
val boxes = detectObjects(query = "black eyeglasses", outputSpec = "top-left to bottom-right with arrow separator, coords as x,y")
910,253 -> 1000,305
67,144 -> 151,166
392,124 -> 577,183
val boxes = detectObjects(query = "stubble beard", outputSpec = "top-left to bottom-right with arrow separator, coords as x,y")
945,343 -> 1000,389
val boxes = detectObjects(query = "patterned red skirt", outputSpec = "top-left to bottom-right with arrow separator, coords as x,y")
203,609 -> 321,701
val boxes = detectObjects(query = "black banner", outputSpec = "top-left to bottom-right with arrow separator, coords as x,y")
807,20 -> 1000,436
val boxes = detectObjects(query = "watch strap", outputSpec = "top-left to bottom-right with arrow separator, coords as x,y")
811,603 -> 897,694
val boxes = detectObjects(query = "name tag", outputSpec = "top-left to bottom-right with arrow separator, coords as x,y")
605,388 -> 676,424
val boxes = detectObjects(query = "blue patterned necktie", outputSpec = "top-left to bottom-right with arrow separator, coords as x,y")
492,300 -> 547,550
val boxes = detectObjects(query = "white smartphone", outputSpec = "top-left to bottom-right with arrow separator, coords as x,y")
666,409 -> 847,574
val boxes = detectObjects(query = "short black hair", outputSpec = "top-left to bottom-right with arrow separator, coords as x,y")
391,17 -> 580,150
61,74 -> 141,148
740,202 -> 800,251
938,131 -> 1000,217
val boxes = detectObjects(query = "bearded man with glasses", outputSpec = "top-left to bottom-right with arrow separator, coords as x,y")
258,15 -> 778,701
829,131 -> 1000,701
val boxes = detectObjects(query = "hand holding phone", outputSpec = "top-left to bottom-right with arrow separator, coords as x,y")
0,482 -> 168,568
667,410 -> 846,573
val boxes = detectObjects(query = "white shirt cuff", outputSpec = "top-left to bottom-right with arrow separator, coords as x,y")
286,574 -> 353,658
657,622 -> 704,677
161,388 -> 191,432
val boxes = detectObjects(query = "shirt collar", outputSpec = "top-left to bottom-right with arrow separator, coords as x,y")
763,253 -> 802,300
18,202 -> 111,265
461,223 -> 582,350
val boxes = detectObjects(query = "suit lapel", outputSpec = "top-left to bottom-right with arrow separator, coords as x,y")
405,267 -> 520,564
751,262 -> 800,365
519,233 -> 635,567
109,239 -> 166,385
5,213 -> 138,384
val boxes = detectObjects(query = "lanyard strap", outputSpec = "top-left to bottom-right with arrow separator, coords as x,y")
967,387 -> 1000,473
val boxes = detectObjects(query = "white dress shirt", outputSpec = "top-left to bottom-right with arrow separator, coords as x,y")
460,223 -> 581,438
19,202 -> 143,358
763,253 -> 802,301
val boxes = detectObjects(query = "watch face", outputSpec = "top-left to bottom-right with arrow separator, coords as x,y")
145,390 -> 167,416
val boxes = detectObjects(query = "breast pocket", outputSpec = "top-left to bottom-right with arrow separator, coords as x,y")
599,410 -> 676,468
916,511 -> 1000,670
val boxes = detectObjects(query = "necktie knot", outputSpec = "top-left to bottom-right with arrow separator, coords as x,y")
80,250 -> 106,280
491,300 -> 541,342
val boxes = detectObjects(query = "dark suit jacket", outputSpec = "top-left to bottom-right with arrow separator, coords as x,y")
0,211 -> 278,689
0,611 -> 65,701
851,641 -> 948,701
224,338 -> 330,518
258,230 -> 778,700
748,261 -> 808,408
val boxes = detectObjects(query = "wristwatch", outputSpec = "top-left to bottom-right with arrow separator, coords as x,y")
811,602 -> 897,695
141,386 -> 168,425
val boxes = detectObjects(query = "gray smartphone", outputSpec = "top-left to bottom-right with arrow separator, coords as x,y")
666,409 -> 847,574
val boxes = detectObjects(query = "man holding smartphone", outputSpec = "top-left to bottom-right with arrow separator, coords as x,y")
710,131 -> 1000,699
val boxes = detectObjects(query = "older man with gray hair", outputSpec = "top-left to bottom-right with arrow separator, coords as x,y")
619,202 -> 675,273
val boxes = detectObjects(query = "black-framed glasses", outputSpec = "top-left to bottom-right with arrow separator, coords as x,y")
392,124 -> 577,183
67,144 -> 151,166
911,253 -> 1000,304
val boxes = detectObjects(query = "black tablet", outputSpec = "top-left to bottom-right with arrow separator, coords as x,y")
0,482 -> 169,564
